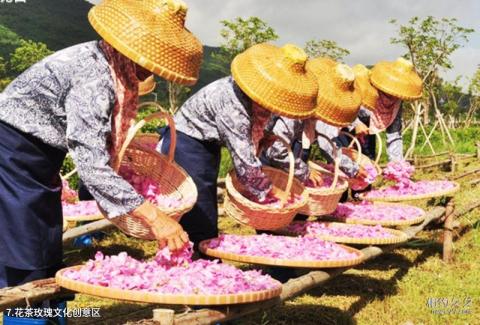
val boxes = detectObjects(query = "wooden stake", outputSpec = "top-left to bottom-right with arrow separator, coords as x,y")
450,154 -> 456,174
476,142 -> 480,160
443,197 -> 455,263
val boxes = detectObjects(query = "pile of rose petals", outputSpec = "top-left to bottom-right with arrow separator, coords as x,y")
63,244 -> 280,295
63,200 -> 101,217
351,163 -> 378,190
364,180 -> 457,199
206,234 -> 360,260
383,160 -> 415,186
286,222 -> 394,239
333,201 -> 424,222
120,167 -> 195,209
61,179 -> 78,204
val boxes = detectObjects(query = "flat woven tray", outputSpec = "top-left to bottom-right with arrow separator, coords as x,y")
199,239 -> 364,268
329,202 -> 426,227
64,214 -> 104,222
359,181 -> 460,202
56,266 -> 282,305
278,222 -> 409,245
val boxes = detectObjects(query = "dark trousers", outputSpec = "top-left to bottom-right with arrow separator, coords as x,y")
160,128 -> 221,247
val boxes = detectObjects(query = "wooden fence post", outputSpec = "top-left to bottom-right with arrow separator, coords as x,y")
443,197 -> 455,263
449,154 -> 456,174
413,154 -> 418,166
476,142 -> 480,160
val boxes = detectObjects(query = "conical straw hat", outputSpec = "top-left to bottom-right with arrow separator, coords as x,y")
89,0 -> 203,86
370,58 -> 423,100
352,64 -> 378,111
138,75 -> 156,96
307,59 -> 362,127
231,43 -> 318,119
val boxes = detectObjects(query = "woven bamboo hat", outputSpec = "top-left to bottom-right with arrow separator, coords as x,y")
138,75 -> 156,96
352,64 -> 378,111
89,0 -> 203,86
370,58 -> 423,100
231,43 -> 318,119
307,58 -> 362,127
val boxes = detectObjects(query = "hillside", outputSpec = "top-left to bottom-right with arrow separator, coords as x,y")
0,0 -> 225,92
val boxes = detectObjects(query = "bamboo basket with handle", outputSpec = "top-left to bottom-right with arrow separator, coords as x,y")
224,135 -> 307,230
303,134 -> 348,216
107,106 -> 197,240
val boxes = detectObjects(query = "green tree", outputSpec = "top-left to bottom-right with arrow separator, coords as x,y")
0,56 -> 11,91
210,17 -> 279,75
390,16 -> 474,124
9,39 -> 53,74
0,24 -> 22,60
465,66 -> 480,127
304,39 -> 350,61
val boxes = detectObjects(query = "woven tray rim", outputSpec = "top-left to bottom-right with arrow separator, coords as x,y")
199,237 -> 365,268
277,221 -> 409,245
55,266 -> 282,305
359,181 -> 460,202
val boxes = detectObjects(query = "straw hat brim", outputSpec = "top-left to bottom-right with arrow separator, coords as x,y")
88,3 -> 203,86
231,44 -> 317,119
370,62 -> 423,100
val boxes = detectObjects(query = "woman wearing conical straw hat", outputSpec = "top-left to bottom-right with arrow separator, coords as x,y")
346,59 -> 423,164
157,43 -> 318,248
0,0 -> 202,301
262,58 -> 365,190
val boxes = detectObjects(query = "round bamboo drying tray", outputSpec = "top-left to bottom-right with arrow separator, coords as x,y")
199,237 -> 364,268
359,181 -> 460,202
331,202 -> 426,227
280,221 -> 409,245
56,266 -> 282,305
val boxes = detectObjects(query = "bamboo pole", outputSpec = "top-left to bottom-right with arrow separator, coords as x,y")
420,120 -> 439,151
451,167 -> 480,180
419,121 -> 436,155
62,219 -> 114,243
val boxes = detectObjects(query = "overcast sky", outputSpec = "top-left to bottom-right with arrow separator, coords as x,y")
89,0 -> 479,88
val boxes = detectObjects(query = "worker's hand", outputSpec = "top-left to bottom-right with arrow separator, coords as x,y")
308,170 -> 324,187
132,201 -> 189,251
355,122 -> 369,136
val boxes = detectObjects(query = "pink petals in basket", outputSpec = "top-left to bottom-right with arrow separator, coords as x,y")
206,234 -> 360,260
63,244 -> 279,294
120,167 -> 195,209
333,201 -> 424,222
286,222 -> 394,239
61,179 -> 78,204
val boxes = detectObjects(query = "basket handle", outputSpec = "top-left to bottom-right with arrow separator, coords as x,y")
340,131 -> 362,165
114,105 -> 176,172
260,134 -> 295,206
315,133 -> 340,190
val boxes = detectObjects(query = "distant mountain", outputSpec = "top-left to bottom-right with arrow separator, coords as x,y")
0,0 -> 225,92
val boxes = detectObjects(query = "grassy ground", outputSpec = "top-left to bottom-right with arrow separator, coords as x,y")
48,160 -> 480,325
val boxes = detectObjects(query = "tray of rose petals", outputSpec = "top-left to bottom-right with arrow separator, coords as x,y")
56,244 -> 282,305
225,136 -> 307,230
331,201 -> 426,226
302,134 -> 349,216
199,234 -> 364,268
360,161 -> 459,202
63,201 -> 103,222
280,221 -> 408,245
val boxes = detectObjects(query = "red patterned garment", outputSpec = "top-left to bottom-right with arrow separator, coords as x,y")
99,41 -> 139,169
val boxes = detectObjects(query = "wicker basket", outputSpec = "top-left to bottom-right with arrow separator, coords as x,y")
56,266 -> 282,305
301,134 -> 348,216
224,136 -> 307,230
199,237 -> 364,268
107,108 -> 197,240
339,131 -> 382,177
